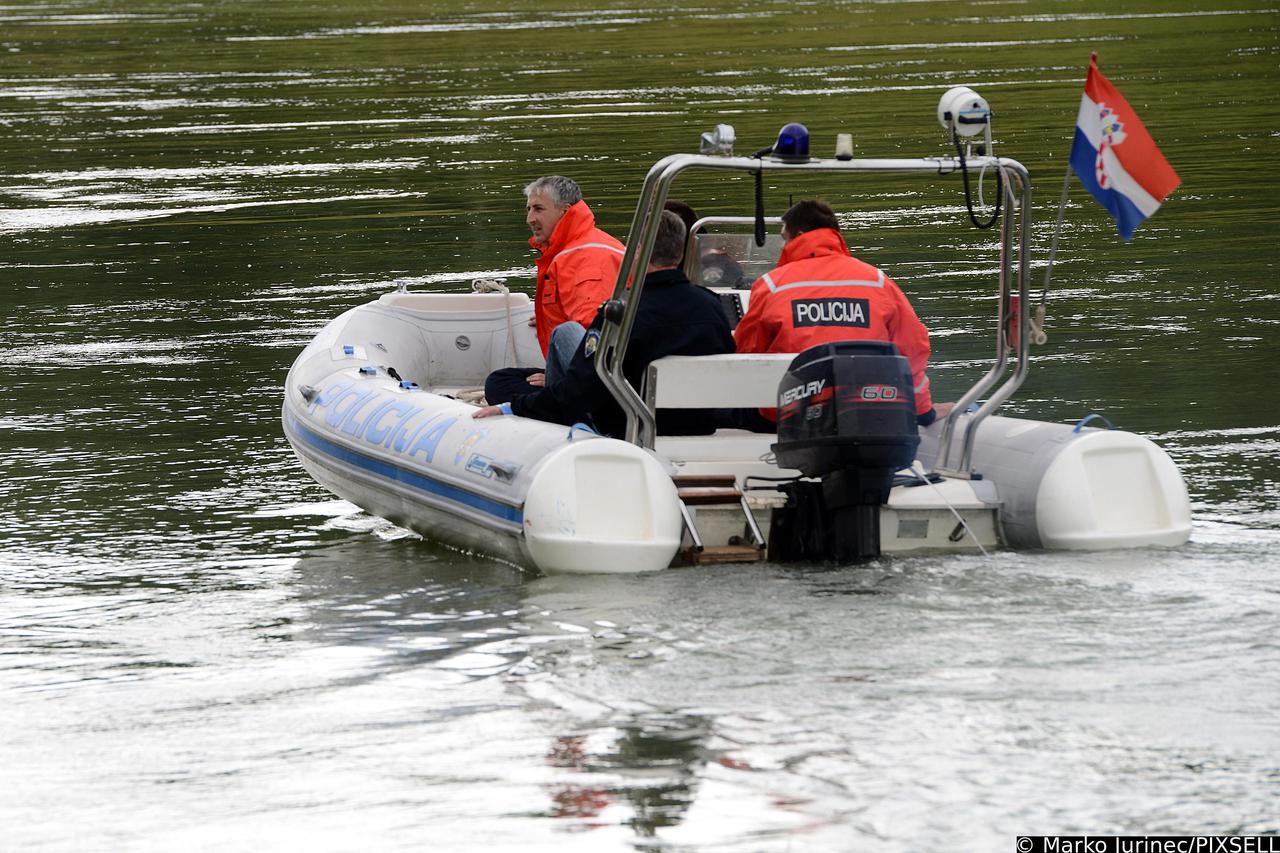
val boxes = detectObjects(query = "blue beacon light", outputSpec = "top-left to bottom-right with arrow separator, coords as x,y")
773,122 -> 810,163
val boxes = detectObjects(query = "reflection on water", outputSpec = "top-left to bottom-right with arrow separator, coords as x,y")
545,713 -> 710,834
1,0 -> 1278,848
290,538 -> 527,668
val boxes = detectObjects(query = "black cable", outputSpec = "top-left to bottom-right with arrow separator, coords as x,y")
753,165 -> 767,247
748,145 -> 773,248
953,134 -> 1002,230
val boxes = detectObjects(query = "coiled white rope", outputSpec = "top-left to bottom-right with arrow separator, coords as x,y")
471,278 -> 517,368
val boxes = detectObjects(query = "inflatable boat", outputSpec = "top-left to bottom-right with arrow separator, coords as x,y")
283,91 -> 1192,574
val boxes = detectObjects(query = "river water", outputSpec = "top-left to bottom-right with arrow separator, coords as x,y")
2,1 -> 1277,849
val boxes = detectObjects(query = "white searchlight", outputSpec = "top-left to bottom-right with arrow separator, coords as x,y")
938,86 -> 991,139
699,123 -> 736,156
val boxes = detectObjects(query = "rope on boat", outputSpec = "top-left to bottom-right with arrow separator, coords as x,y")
471,277 -> 518,368
1072,413 -> 1117,433
908,462 -> 991,557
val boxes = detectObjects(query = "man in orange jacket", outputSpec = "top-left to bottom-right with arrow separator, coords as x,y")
525,175 -> 625,356
486,176 -> 624,403
734,200 -> 948,426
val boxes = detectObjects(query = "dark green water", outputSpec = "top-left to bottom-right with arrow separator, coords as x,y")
2,1 -> 1277,849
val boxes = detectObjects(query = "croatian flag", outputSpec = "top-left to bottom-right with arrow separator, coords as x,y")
1069,55 -> 1181,240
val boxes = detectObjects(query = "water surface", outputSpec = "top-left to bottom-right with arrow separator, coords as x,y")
2,0 -> 1277,849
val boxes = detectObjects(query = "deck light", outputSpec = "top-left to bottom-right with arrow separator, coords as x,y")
699,123 -> 736,156
835,133 -> 854,161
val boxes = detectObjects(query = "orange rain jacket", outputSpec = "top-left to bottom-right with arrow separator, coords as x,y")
733,228 -> 934,417
531,200 -> 625,357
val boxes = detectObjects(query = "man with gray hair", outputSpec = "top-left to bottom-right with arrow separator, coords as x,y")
474,210 -> 734,437
523,174 -> 624,358
482,175 -> 625,404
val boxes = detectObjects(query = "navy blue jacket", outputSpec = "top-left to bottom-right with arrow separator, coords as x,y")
509,268 -> 735,437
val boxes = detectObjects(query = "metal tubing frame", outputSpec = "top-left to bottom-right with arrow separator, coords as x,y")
935,159 -> 1033,475
593,153 -> 1033,453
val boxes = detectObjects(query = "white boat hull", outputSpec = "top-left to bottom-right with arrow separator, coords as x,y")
282,291 -> 1192,573
283,291 -> 684,574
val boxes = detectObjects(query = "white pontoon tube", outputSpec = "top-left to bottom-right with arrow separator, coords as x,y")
282,294 -> 683,574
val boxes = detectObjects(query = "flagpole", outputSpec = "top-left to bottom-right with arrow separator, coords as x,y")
1043,163 -> 1072,299
1032,162 -> 1073,344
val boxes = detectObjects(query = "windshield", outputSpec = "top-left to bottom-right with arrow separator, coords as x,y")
688,232 -> 785,289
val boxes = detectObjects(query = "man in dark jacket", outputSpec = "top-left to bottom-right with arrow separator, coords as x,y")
473,210 -> 734,437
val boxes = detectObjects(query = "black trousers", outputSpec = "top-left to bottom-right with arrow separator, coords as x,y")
483,367 -> 543,405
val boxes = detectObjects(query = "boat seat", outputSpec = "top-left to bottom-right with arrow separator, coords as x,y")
656,430 -> 775,462
377,291 -> 531,317
646,354 -> 799,483
644,353 -> 795,409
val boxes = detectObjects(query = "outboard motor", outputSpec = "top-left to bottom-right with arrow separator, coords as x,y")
769,341 -> 920,563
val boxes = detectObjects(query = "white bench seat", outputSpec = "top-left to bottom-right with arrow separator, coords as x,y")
645,354 -> 802,486
656,430 -> 778,463
644,353 -> 796,409
655,430 -> 799,484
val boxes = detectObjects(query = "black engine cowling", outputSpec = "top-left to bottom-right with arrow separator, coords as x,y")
769,341 -> 920,563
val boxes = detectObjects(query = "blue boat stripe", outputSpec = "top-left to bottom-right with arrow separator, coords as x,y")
286,413 -> 523,525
